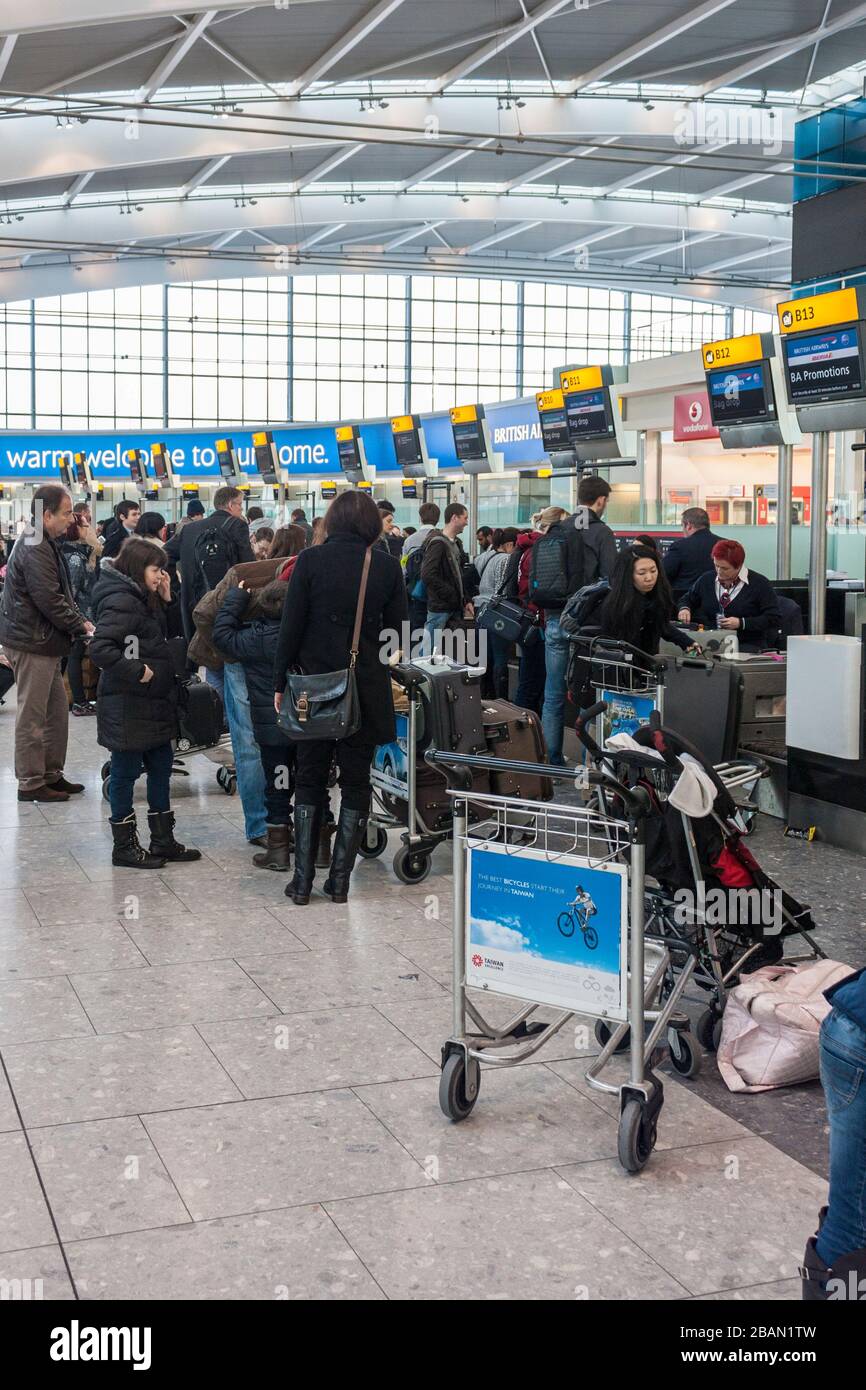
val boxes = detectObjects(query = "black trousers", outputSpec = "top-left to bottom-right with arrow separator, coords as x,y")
259,742 -> 295,825
294,729 -> 378,815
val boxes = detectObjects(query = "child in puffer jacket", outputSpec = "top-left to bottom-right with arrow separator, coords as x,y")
212,577 -> 295,870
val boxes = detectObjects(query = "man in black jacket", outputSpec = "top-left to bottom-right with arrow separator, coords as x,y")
421,503 -> 474,643
166,486 -> 255,675
0,484 -> 93,801
101,499 -> 141,560
663,507 -> 722,602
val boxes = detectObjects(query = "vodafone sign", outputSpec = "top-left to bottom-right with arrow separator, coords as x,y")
673,391 -> 720,441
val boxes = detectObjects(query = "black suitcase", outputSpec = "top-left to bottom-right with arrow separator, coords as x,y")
662,655 -> 744,764
177,677 -> 224,750
406,655 -> 487,756
481,699 -> 553,801
0,660 -> 13,703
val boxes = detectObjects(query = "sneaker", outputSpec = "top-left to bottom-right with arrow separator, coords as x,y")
71,703 -> 90,717
18,784 -> 69,802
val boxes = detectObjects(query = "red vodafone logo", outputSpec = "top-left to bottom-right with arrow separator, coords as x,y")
688,399 -> 703,424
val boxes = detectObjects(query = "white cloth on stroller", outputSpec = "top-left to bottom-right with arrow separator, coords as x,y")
605,734 -> 717,818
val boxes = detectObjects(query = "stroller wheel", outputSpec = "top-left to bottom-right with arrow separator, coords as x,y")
667,1029 -> 701,1079
696,1008 -> 723,1053
100,760 -> 112,781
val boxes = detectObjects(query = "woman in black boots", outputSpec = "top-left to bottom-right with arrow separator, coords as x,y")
213,576 -> 293,871
89,539 -> 201,869
273,490 -> 407,905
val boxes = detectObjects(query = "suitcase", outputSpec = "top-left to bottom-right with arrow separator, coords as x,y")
177,677 -> 224,750
414,761 -> 491,832
662,655 -> 744,764
481,699 -> 553,801
0,659 -> 14,703
405,655 -> 487,756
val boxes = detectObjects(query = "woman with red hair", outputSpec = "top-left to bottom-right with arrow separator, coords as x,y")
677,538 -> 781,651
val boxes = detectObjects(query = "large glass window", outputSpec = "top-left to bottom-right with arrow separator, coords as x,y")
0,300 -> 32,428
522,283 -> 628,390
629,293 -> 729,361
292,274 -> 406,421
731,306 -> 775,336
409,276 -> 520,412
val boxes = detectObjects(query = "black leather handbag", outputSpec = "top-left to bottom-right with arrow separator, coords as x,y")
277,547 -> 372,742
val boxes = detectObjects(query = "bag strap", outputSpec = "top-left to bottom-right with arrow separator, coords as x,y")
349,546 -> 373,669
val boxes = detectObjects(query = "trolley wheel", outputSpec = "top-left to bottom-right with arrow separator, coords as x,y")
358,824 -> 388,859
696,1008 -> 724,1053
101,775 -> 111,803
667,1029 -> 701,1079
216,767 -> 237,795
594,1019 -> 630,1055
100,760 -> 112,781
584,925 -> 598,950
393,845 -> 432,884
439,1052 -> 480,1123
617,1098 -> 657,1173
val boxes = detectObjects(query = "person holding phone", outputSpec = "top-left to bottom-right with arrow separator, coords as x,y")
89,538 -> 201,870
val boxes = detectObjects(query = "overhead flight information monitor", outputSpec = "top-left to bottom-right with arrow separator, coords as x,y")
450,404 -> 489,466
72,452 -> 93,491
535,388 -> 571,454
390,414 -> 427,473
559,366 -> 616,444
707,363 -> 776,425
784,325 -> 865,404
215,437 -> 241,484
150,441 -> 176,488
252,430 -> 279,485
321,480 -> 337,500
335,424 -> 365,478
57,453 -> 74,489
126,448 -> 148,492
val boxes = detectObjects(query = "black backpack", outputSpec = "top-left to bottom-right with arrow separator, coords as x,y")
528,521 -> 583,609
193,521 -> 237,597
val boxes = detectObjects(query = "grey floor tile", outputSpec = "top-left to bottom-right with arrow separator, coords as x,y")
0,891 -> 42,930
0,1244 -> 75,1300
356,1064 -> 619,1182
0,975 -> 95,1046
29,1116 -> 191,1241
326,1169 -> 687,1300
1,850 -> 91,890
142,1089 -> 427,1220
557,1136 -> 828,1297
375,994 -> 593,1069
3,1026 -> 242,1126
0,1067 -> 21,1132
237,943 -> 447,1013
69,959 -> 275,1034
66,1205 -> 385,1300
0,1131 -> 56,1254
0,921 -> 148,981
125,912 -> 309,967
267,898 -> 450,951
389,938 -> 454,988
24,881 -> 189,927
547,1057 -> 753,1150
198,1006 -> 437,1099
166,872 -> 294,915
695,1278 -> 801,1301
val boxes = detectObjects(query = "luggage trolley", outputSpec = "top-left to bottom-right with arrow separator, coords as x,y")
572,635 -> 669,742
362,665 -> 442,885
428,750 -> 704,1174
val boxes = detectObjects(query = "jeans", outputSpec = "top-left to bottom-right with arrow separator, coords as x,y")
295,730 -> 378,815
109,742 -> 174,821
222,661 -> 267,841
541,615 -> 570,764
259,742 -> 295,825
205,665 -> 225,701
425,610 -> 452,644
516,632 -> 546,715
816,1009 -> 866,1268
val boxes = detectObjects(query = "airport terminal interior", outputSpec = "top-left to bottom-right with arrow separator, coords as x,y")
2,0 -> 866,1321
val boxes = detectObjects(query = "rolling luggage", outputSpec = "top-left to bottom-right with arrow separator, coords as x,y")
481,699 -> 553,801
0,659 -> 13,703
662,655 -> 744,764
406,655 -> 487,756
177,676 -> 224,751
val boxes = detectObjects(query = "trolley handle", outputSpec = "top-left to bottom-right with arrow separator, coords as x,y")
424,750 -> 651,818
574,700 -> 607,760
588,635 -> 668,673
639,718 -> 737,815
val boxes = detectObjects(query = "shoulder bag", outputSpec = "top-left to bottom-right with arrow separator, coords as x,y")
277,546 -> 372,742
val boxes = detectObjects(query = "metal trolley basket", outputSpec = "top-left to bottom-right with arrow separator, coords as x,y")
428,749 -> 704,1174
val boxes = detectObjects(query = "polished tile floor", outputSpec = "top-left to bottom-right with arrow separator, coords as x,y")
0,692 -> 852,1301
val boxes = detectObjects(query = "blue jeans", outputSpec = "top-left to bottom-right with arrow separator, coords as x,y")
205,666 -> 225,700
541,616 -> 570,764
816,1009 -> 866,1268
222,661 -> 267,841
109,743 -> 174,821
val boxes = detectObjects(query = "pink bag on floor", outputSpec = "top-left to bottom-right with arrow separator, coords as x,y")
716,959 -> 854,1094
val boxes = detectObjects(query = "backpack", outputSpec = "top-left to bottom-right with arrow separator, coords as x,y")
529,521 -> 583,609
560,579 -> 610,638
193,521 -> 238,597
405,533 -> 434,602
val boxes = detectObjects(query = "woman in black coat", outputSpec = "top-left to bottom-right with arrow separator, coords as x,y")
89,539 -> 200,870
273,491 -> 408,905
678,539 -> 781,652
213,576 -> 294,871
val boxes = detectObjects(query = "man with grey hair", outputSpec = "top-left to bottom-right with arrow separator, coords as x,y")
0,484 -> 94,801
663,506 -> 723,603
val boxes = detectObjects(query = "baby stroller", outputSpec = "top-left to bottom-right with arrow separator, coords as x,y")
574,703 -> 825,1053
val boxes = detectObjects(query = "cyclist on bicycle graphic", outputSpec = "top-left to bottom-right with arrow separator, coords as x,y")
557,884 -> 599,950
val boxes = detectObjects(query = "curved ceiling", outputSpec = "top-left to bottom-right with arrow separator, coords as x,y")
0,0 -> 864,307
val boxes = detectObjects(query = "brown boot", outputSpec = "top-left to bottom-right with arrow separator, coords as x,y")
253,824 -> 292,871
315,817 -> 336,869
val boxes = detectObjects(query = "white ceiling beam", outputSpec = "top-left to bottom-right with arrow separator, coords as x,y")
504,136 -> 620,192
698,242 -> 790,274
181,155 -> 231,196
287,0 -> 407,97
462,221 -> 543,254
572,0 -> 740,93
0,1 -> 257,32
546,226 -> 633,258
62,171 -> 93,206
698,1 -> 866,96
0,33 -> 17,83
136,10 -> 217,103
400,138 -> 495,191
602,140 -> 734,196
698,162 -> 793,202
294,142 -> 365,189
294,222 -> 347,251
433,0 -> 572,91
621,231 -> 720,267
211,228 -> 240,250
383,220 -> 446,249
198,30 -> 283,100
